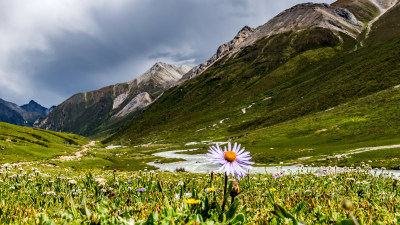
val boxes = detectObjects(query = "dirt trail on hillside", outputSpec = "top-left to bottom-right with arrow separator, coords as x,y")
53,141 -> 96,161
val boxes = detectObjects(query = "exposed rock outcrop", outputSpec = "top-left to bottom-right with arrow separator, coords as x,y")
35,62 -> 192,136
180,26 -> 255,81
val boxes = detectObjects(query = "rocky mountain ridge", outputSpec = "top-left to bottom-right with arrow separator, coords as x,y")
35,62 -> 192,136
0,99 -> 53,126
181,0 -> 397,81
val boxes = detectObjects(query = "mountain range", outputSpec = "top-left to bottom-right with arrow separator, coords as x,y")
32,0 -> 400,166
0,99 -> 54,127
34,62 -> 192,136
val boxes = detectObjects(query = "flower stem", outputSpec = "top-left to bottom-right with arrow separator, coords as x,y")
221,173 -> 228,212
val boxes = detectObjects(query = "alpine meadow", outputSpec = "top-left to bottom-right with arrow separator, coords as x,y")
1,0 -> 400,224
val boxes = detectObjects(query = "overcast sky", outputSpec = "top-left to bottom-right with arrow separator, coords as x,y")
0,0 -> 333,107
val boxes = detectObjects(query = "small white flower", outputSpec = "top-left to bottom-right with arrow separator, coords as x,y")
184,193 -> 192,198
68,179 -> 77,185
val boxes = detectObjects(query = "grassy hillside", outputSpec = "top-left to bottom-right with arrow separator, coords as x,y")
0,122 -> 88,163
104,5 -> 400,167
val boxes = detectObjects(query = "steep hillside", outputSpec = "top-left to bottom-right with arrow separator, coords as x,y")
35,62 -> 191,136
106,0 -> 400,166
0,122 -> 88,163
0,100 -> 25,126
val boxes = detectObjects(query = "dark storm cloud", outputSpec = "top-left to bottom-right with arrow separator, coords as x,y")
0,0 -> 333,107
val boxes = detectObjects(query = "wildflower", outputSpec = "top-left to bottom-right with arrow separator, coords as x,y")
68,179 -> 77,185
9,186 -> 15,190
136,186 -> 146,192
206,187 -> 215,192
95,178 -> 107,186
185,198 -> 200,204
269,187 -> 277,192
207,142 -> 254,180
128,181 -> 132,185
184,193 -> 192,198
178,181 -> 184,186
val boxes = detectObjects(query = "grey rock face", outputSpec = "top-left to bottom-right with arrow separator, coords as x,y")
35,62 -> 192,135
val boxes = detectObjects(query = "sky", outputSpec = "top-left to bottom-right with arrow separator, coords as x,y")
0,0 -> 333,107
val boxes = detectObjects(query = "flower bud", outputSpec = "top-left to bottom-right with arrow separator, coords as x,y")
230,181 -> 240,198
341,199 -> 353,210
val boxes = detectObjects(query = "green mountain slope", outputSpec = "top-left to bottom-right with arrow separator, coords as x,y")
0,122 -> 88,163
104,2 -> 400,167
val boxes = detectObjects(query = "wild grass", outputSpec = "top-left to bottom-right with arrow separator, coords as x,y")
0,164 -> 399,224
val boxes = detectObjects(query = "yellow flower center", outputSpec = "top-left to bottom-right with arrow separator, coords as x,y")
224,151 -> 236,162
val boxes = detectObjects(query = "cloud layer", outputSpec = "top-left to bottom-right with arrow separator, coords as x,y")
0,0 -> 332,107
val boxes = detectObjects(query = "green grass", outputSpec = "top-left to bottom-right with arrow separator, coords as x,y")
52,144 -> 188,171
1,164 -> 399,224
234,86 -> 400,167
0,122 -> 88,163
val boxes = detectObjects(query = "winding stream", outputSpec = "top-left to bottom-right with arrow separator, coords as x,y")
147,149 -> 400,176
148,149 -> 316,174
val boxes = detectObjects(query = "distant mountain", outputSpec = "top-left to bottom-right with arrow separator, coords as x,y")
34,62 -> 192,136
0,99 -> 53,126
0,100 -> 25,126
21,100 -> 50,117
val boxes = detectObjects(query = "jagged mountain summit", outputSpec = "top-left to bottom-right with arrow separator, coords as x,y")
34,62 -> 192,136
21,100 -> 52,117
0,99 -> 52,126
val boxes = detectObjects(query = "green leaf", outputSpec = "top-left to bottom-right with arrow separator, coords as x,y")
334,219 -> 356,225
225,198 -> 240,220
272,203 -> 298,225
230,213 -> 245,224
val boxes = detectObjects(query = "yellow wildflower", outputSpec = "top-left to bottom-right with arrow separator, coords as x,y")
186,198 -> 200,204
269,188 -> 277,192
206,187 -> 214,192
